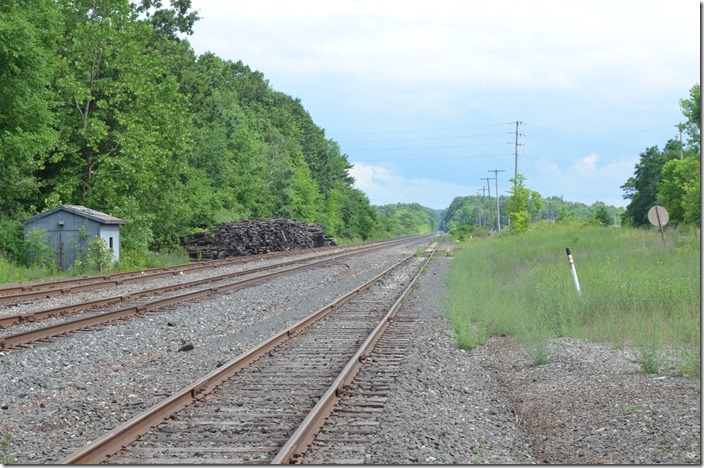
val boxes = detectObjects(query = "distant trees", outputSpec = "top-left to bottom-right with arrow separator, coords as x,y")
372,203 -> 441,238
442,190 -> 622,238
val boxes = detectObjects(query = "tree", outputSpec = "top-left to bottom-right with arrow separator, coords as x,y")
507,174 -> 543,234
593,204 -> 612,227
556,205 -> 577,224
679,83 -> 700,152
620,141 -> 679,227
39,0 -> 197,252
658,157 -> 700,225
0,0 -> 61,259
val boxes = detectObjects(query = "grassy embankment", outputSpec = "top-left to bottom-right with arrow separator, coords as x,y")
447,223 -> 700,377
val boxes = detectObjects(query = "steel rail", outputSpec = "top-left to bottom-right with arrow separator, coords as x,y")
0,253 -> 266,298
271,247 -> 437,464
0,237 -> 424,350
57,249 -> 421,464
0,237 -> 419,329
0,237 -> 414,303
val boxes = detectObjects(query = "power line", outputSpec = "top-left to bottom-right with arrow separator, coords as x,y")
351,152 -> 514,162
328,122 -> 513,136
523,122 -> 672,136
343,142 -> 513,151
337,131 -> 512,144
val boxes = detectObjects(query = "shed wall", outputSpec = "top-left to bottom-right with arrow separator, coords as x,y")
24,209 -> 119,270
98,224 -> 121,264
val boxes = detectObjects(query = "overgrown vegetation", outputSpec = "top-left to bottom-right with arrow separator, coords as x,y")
447,223 -> 700,376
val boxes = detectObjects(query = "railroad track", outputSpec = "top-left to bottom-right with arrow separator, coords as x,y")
301,311 -> 419,464
57,245 -> 437,464
0,237 -> 425,350
0,237 -> 413,305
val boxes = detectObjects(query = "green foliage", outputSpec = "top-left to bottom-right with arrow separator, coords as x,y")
0,0 -> 696,287
24,228 -> 56,272
556,205 -> 577,224
621,83 -> 700,229
593,204 -> 613,227
658,156 -> 700,226
372,203 -> 441,239
1,433 -> 17,465
621,142 -> 680,227
679,83 -> 700,151
447,224 -> 700,377
507,174 -> 542,234
76,236 -> 114,273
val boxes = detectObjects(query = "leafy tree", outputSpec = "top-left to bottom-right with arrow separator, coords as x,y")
658,157 -> 700,225
621,141 -> 679,227
679,83 -> 700,152
506,174 -> 543,234
556,205 -> 577,224
593,205 -> 612,226
0,0 -> 61,253
132,0 -> 200,40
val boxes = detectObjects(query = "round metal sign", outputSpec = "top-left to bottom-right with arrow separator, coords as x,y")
648,205 -> 669,226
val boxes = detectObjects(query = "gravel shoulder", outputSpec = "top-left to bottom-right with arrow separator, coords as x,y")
365,253 -> 701,464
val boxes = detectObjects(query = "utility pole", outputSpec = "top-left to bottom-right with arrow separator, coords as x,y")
676,123 -> 684,160
479,186 -> 487,228
489,169 -> 505,233
476,191 -> 482,228
481,177 -> 493,229
514,121 -> 523,183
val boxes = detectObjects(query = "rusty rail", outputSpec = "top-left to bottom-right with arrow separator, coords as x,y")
0,237 -> 425,350
271,247 -> 436,463
58,248 -> 426,464
0,237 -> 415,303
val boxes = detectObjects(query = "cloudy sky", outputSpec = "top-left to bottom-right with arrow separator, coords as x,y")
186,0 -> 699,210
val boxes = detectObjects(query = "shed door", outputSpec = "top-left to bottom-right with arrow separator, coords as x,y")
48,230 -> 81,270
46,231 -> 63,270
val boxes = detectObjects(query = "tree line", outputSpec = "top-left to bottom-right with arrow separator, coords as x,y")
0,0 -> 441,267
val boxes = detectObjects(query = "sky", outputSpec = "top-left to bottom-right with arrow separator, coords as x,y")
185,0 -> 700,210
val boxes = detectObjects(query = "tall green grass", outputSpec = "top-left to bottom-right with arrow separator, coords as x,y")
447,223 -> 700,376
0,248 -> 191,285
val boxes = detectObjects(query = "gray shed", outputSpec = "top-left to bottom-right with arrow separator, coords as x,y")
23,205 -> 125,270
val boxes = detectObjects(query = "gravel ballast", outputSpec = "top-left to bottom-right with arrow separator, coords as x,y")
352,254 -> 701,464
0,243 -> 422,463
0,243 -> 700,464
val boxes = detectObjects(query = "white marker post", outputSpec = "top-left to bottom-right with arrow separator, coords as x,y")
565,247 -> 581,295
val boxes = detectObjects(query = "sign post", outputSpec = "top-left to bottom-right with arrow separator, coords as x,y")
647,205 -> 669,247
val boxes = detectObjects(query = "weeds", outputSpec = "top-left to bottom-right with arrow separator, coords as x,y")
637,344 -> 664,375
447,224 -> 700,377
1,433 -> 17,464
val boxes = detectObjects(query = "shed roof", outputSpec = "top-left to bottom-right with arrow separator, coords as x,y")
24,205 -> 125,225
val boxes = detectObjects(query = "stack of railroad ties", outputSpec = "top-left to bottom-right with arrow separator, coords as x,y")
184,218 -> 336,260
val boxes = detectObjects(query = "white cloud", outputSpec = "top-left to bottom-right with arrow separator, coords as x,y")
190,0 -> 698,95
349,162 -> 473,209
524,153 -> 638,208
579,154 -> 599,172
